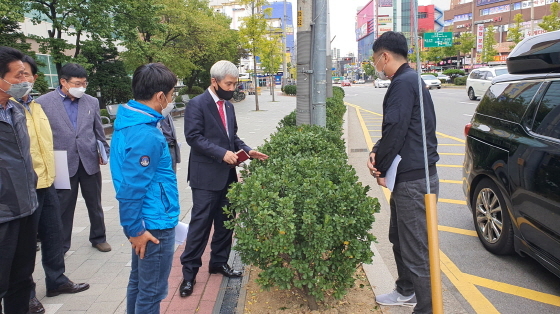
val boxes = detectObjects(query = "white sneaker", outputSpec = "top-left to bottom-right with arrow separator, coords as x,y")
375,290 -> 417,307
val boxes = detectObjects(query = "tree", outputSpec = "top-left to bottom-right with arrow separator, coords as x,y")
239,0 -> 272,111
362,61 -> 375,79
539,2 -> 560,32
0,17 -> 34,55
508,14 -> 525,49
456,32 -> 475,67
260,35 -> 283,102
481,25 -> 498,64
25,0 -> 118,75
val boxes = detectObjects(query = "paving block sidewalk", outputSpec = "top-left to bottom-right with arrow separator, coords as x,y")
30,89 -> 296,313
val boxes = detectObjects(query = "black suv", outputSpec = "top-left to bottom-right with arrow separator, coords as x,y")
463,30 -> 560,278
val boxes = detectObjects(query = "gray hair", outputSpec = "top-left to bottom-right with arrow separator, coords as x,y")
210,60 -> 238,81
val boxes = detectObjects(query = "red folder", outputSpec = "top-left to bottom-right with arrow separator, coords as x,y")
235,150 -> 250,165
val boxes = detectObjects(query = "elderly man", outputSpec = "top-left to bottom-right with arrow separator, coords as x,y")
36,63 -> 111,253
179,60 -> 269,297
0,46 -> 39,314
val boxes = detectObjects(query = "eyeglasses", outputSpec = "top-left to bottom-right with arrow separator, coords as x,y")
66,80 -> 88,87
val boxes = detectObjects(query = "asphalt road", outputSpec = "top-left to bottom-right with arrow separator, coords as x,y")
343,83 -> 560,314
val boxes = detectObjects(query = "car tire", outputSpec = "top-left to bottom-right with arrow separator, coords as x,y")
468,87 -> 477,100
472,178 -> 515,255
437,86 -> 441,89
374,85 -> 377,88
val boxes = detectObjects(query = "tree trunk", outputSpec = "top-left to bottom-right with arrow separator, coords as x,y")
302,285 -> 318,311
74,31 -> 82,58
253,54 -> 259,111
271,76 -> 275,102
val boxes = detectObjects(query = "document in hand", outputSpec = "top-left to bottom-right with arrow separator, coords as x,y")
235,150 -> 250,165
97,140 -> 108,164
385,154 -> 401,192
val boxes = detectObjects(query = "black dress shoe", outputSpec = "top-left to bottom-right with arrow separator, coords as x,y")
46,280 -> 90,297
209,264 -> 243,277
29,297 -> 45,314
180,279 -> 196,297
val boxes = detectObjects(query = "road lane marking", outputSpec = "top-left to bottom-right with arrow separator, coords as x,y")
436,132 -> 465,144
440,179 -> 462,184
438,225 -> 477,237
439,144 -> 464,146
438,164 -> 463,168
440,198 -> 467,205
439,153 -> 465,156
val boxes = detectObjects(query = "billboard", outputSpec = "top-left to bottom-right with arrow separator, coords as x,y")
476,0 -> 508,6
476,24 -> 484,52
379,0 -> 393,7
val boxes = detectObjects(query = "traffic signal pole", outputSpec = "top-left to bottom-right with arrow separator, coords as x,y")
311,0 -> 327,127
296,0 -> 312,125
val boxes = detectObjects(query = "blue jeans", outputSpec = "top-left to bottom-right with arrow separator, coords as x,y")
127,228 -> 174,314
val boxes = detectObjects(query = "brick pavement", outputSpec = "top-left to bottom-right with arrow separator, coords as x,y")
31,89 -> 296,313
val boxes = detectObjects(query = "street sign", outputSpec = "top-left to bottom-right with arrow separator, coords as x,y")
423,32 -> 453,48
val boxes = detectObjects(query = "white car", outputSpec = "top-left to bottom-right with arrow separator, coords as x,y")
466,66 -> 508,100
421,74 -> 441,89
374,78 -> 391,88
436,73 -> 451,82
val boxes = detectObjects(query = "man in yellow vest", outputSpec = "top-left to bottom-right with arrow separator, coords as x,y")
14,55 -> 89,313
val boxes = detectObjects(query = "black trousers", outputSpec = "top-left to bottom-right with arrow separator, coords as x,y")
57,160 -> 106,252
180,169 -> 236,281
0,212 -> 38,314
31,185 -> 69,296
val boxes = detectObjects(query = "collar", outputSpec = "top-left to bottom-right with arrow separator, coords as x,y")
57,86 -> 69,99
207,87 -> 221,104
390,63 -> 410,80
20,95 -> 33,108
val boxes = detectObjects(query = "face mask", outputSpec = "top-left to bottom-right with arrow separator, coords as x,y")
22,83 -> 34,98
160,95 -> 175,117
215,82 -> 234,100
374,56 -> 389,81
0,79 -> 32,99
68,87 -> 86,98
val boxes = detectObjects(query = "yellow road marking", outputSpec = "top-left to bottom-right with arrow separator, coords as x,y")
440,180 -> 462,184
439,153 -> 465,156
440,144 -> 465,146
438,164 -> 463,168
440,198 -> 467,205
437,132 -> 465,144
438,225 -> 477,237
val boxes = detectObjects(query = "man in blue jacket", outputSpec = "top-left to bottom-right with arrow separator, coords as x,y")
367,32 -> 439,314
110,63 -> 179,313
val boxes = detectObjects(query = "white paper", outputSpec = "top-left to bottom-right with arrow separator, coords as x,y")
385,154 -> 402,192
53,151 -> 71,189
97,140 -> 108,164
175,221 -> 189,245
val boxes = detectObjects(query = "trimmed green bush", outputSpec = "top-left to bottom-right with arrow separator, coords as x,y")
226,89 -> 379,310
439,79 -> 447,84
284,84 -> 296,95
454,76 -> 467,85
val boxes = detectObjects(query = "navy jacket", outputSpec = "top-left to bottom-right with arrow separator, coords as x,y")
373,63 -> 439,183
184,89 -> 251,191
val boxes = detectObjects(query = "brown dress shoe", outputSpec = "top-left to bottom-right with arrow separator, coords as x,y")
29,297 -> 45,314
93,242 -> 112,252
46,281 -> 90,297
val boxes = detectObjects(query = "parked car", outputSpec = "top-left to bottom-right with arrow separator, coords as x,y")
341,80 -> 351,87
374,78 -> 390,88
356,79 -> 366,84
421,74 -> 441,89
466,66 -> 508,100
436,72 -> 451,82
463,30 -> 560,278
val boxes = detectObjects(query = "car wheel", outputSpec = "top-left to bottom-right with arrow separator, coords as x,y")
437,86 -> 441,89
468,87 -> 477,100
374,85 -> 377,88
472,178 -> 514,255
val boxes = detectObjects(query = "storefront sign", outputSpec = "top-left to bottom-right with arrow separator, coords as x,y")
476,24 -> 484,52
476,0 -> 508,6
456,23 -> 472,29
454,13 -> 472,22
379,0 -> 393,7
474,16 -> 502,24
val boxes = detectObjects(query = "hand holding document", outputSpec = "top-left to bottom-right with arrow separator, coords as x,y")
175,222 -> 189,245
385,154 -> 401,192
235,150 -> 250,166
53,151 -> 71,189
97,140 -> 108,165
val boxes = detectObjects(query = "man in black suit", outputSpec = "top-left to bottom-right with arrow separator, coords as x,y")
179,60 -> 268,297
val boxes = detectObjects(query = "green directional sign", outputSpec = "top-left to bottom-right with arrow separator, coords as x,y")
423,32 -> 453,48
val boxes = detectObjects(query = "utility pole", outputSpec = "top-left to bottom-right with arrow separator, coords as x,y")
530,0 -> 535,36
326,1 -> 333,98
282,0 -> 288,88
296,0 -> 313,125
311,0 -> 327,127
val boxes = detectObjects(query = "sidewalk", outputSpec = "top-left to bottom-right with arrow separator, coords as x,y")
32,89 -> 296,313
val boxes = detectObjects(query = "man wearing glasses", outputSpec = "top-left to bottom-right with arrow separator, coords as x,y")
36,63 -> 111,254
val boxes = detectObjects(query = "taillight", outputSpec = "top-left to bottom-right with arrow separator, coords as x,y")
464,123 -> 472,137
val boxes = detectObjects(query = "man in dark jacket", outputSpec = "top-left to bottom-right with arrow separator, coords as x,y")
366,32 -> 439,314
0,46 -> 39,314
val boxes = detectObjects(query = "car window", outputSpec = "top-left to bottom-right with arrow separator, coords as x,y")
478,81 -> 542,123
469,71 -> 479,79
495,68 -> 508,76
485,72 -> 494,80
423,75 -> 437,80
532,81 -> 560,140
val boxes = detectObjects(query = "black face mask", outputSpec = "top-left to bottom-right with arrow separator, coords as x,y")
215,83 -> 234,100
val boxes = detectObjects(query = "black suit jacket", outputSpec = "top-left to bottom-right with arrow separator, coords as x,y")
184,90 -> 251,191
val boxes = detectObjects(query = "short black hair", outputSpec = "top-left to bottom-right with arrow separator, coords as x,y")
0,46 -> 25,79
132,63 -> 177,101
60,63 -> 88,81
372,31 -> 408,60
22,55 -> 38,75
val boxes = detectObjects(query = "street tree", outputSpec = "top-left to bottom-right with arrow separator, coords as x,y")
260,35 -> 283,102
508,14 -> 525,49
25,0 -> 117,75
481,25 -> 498,64
239,0 -> 272,111
456,32 -> 475,67
538,2 -> 560,32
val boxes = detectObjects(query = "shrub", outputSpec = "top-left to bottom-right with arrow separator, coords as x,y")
227,93 -> 378,310
100,109 -> 109,119
439,79 -> 447,84
283,84 -> 296,95
454,76 -> 467,85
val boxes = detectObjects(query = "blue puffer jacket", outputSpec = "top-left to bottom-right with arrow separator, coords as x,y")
110,100 -> 179,238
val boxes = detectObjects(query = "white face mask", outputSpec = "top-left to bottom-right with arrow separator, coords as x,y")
160,95 -> 175,117
68,87 -> 86,98
374,54 -> 389,81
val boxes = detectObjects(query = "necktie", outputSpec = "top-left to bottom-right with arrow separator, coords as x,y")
217,100 -> 226,129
